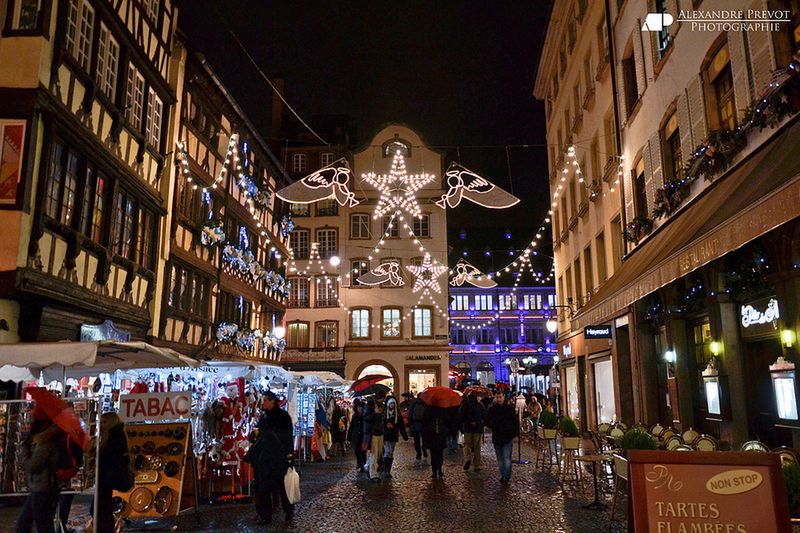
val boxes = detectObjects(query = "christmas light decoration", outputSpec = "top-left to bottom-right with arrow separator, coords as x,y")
449,259 -> 497,288
436,163 -> 520,209
276,157 -> 359,207
356,261 -> 405,287
406,253 -> 448,294
362,151 -> 435,219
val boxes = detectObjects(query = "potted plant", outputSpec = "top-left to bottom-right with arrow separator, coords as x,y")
614,428 -> 658,479
539,411 -> 558,440
783,462 -> 800,519
559,415 -> 580,450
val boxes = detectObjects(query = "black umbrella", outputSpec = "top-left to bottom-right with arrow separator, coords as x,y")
352,383 -> 390,397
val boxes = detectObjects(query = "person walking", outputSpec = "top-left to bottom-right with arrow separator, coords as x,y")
408,394 -> 427,462
330,402 -> 346,458
363,398 -> 385,483
382,396 -> 408,479
422,404 -> 449,479
95,412 -> 131,533
445,405 -> 460,454
458,393 -> 486,472
253,391 -> 295,525
347,399 -> 367,473
16,410 -> 67,533
484,391 -> 520,483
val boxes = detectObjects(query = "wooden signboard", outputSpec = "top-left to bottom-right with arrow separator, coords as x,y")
629,450 -> 790,533
114,422 -> 198,519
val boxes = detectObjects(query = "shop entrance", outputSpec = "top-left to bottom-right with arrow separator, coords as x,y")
593,358 -> 617,424
744,337 -> 791,447
407,368 -> 437,395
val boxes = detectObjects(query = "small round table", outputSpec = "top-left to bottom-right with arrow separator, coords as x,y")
576,453 -> 612,510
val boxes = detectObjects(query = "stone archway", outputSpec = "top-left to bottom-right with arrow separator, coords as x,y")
352,359 -> 400,392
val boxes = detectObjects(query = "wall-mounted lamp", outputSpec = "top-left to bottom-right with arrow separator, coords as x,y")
710,341 -> 722,357
702,357 -> 722,416
664,350 -> 676,364
546,319 -> 558,333
553,355 -> 560,364
783,329 -> 795,348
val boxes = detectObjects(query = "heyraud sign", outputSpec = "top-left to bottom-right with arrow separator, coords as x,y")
629,450 -> 790,533
119,392 -> 192,422
584,325 -> 612,339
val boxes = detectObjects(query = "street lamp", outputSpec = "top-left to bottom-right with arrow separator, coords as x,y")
546,319 -> 558,333
329,255 -> 341,267
273,325 -> 286,339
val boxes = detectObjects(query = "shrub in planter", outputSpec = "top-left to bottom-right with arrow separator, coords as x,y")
539,411 -> 558,439
559,416 -> 581,450
783,462 -> 800,517
620,428 -> 658,451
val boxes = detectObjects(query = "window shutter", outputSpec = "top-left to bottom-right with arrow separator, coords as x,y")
728,29 -> 752,122
616,62 -> 628,123
686,76 -> 707,146
648,131 -> 664,191
632,27 -> 648,95
643,142 -> 655,214
624,169 -> 635,222
747,0 -> 777,95
676,91 -> 694,165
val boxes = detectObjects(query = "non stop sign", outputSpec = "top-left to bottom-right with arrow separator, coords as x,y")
119,392 -> 192,422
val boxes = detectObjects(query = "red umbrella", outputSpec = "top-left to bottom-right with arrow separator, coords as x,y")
419,386 -> 462,409
463,385 -> 492,398
495,383 -> 510,390
27,388 -> 91,451
349,374 -> 391,393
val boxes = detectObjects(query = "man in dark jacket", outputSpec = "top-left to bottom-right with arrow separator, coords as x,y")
381,396 -> 408,478
253,391 -> 295,525
483,391 -> 519,483
422,405 -> 449,479
408,395 -> 427,461
458,394 -> 486,472
347,399 -> 366,473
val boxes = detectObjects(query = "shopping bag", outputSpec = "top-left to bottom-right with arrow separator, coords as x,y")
284,467 -> 301,504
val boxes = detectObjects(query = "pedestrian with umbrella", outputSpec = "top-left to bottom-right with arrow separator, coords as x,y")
458,392 -> 486,472
347,399 -> 367,474
484,390 -> 520,483
419,387 -> 461,479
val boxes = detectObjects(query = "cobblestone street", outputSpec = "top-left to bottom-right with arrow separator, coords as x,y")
0,437 -> 627,533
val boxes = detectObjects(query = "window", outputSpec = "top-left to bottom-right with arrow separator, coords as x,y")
574,257 -> 584,306
522,294 -> 542,310
603,111 -> 617,165
413,307 -> 432,338
316,228 -> 337,259
316,198 -> 338,216
583,55 -> 593,98
178,173 -> 200,222
136,206 -> 155,269
662,111 -> 683,181
622,45 -> 639,116
320,152 -> 334,167
351,309 -> 370,339
413,214 -> 430,237
11,0 -> 41,30
477,328 -> 493,345
286,322 -> 309,348
499,293 -> 517,311
501,327 -> 519,345
112,188 -> 136,259
596,232 -> 608,283
381,216 -> 399,238
351,259 -> 369,285
82,170 -> 106,242
125,64 -> 145,131
708,43 -> 736,131
142,0 -> 159,21
409,256 -> 424,267
382,138 -> 410,157
61,151 -> 79,226
291,229 -> 309,259
451,295 -> 469,311
382,308 -> 401,338
292,153 -> 308,174
474,294 -> 493,311
693,322 -> 713,410
654,0 -> 672,58
44,141 -> 65,219
96,24 -> 119,99
66,0 -> 94,70
315,322 -> 337,349
633,157 -> 647,219
565,266 -> 573,307
610,216 -> 623,269
145,88 -> 163,148
597,16 -> 609,58
288,277 -> 309,307
787,0 -> 800,52
451,329 -> 469,345
168,263 -> 209,317
315,276 -> 338,307
289,203 -> 310,217
350,213 -> 371,239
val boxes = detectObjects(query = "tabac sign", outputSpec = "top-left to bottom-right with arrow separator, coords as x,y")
629,450 -> 790,533
119,392 -> 192,422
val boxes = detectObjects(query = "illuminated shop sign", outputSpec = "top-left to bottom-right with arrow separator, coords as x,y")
740,298 -> 780,328
584,325 -> 612,339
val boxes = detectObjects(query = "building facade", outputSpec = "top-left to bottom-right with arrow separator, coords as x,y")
538,0 -> 800,449
283,124 -> 450,393
448,285 -> 561,395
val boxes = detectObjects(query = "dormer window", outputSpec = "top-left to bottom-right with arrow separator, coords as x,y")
382,136 -> 411,157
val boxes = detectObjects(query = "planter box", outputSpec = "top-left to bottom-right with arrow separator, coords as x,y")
561,436 -> 581,450
541,428 -> 558,439
613,453 -> 628,481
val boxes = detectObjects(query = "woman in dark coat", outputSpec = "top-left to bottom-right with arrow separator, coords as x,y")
330,403 -> 346,457
95,412 -> 130,533
347,399 -> 366,473
422,405 -> 449,479
381,396 -> 408,478
253,391 -> 294,525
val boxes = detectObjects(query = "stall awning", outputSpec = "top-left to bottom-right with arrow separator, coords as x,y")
574,118 -> 800,329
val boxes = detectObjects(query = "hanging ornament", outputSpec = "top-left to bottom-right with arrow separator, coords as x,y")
436,162 -> 520,209
362,151 -> 435,219
276,158 -> 359,207
356,261 -> 405,287
406,253 -> 448,294
449,259 -> 497,288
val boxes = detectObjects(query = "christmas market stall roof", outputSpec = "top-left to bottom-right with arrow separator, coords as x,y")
0,340 -> 204,381
572,118 -> 800,330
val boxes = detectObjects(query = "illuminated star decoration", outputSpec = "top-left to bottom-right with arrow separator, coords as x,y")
362,151 -> 436,219
449,259 -> 497,289
436,162 -> 520,209
356,261 -> 405,287
276,157 -> 359,207
406,253 -> 448,294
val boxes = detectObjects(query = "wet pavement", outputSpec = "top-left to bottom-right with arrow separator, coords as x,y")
0,436 -> 627,532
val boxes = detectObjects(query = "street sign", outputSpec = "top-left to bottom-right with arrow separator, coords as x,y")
584,325 -> 612,339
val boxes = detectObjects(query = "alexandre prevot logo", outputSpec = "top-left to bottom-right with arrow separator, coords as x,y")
642,9 -> 790,32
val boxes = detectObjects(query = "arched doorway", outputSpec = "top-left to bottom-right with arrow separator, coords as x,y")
353,360 -> 398,393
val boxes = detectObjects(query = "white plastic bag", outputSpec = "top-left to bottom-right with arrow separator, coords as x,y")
284,467 -> 301,504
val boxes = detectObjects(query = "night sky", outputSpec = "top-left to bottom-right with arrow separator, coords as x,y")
180,1 -> 553,273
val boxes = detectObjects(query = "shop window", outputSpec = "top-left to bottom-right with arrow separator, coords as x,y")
413,307 -> 432,338
633,157 -> 647,219
351,308 -> 370,339
413,214 -> 430,237
351,259 -> 369,285
350,213 -> 371,239
291,229 -> 309,259
382,307 -> 401,338
662,111 -> 683,181
316,228 -> 337,259
66,0 -> 94,70
288,277 -> 309,308
315,322 -> 337,349
316,198 -> 338,217
286,322 -> 309,349
381,216 -> 399,238
593,359 -> 617,423
292,153 -> 307,174
125,64 -> 145,131
315,276 -> 338,307
96,24 -> 119,99
706,43 -> 736,131
622,44 -> 639,117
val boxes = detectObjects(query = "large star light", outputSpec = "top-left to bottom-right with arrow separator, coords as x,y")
361,151 -> 436,219
406,253 -> 448,294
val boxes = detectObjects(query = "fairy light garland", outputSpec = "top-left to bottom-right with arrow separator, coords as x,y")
361,151 -> 436,220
